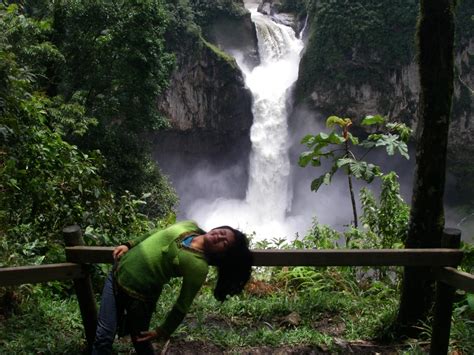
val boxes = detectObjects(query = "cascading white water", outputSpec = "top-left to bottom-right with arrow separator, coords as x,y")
188,4 -> 304,239
245,7 -> 303,221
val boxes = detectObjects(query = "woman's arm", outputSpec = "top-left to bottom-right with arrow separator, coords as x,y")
123,227 -> 161,249
112,227 -> 160,259
158,262 -> 208,337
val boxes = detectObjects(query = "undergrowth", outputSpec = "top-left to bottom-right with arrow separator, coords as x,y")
1,262 -> 472,353
1,175 -> 473,353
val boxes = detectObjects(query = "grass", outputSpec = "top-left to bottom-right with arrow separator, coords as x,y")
1,267 -> 472,354
0,284 -> 85,353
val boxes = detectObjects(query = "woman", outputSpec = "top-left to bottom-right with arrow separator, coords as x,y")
92,220 -> 253,354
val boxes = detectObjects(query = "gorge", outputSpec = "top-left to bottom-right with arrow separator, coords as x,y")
153,0 -> 474,240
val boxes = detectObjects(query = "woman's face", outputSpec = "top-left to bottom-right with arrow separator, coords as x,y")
203,228 -> 236,254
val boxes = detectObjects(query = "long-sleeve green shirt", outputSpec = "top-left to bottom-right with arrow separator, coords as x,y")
115,221 -> 208,336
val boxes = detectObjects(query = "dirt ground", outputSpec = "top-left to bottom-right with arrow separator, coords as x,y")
155,339 -> 414,354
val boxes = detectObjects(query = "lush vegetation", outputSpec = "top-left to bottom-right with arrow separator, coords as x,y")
1,176 -> 473,352
296,0 -> 473,103
299,114 -> 411,227
1,1 -> 473,353
295,0 -> 474,208
0,3 -> 188,333
295,0 -> 418,104
0,1 -> 180,270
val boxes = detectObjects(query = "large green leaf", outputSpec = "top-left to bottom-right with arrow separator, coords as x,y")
298,151 -> 314,167
344,160 -> 382,182
336,157 -> 354,168
326,115 -> 351,128
387,122 -> 412,142
326,115 -> 346,127
317,132 -> 329,141
396,142 -> 409,159
363,163 -> 382,183
311,157 -> 322,167
347,133 -> 359,145
367,133 -> 383,141
467,293 -> 474,311
360,140 -> 376,149
374,134 -> 409,158
361,114 -> 385,126
300,134 -> 316,147
310,168 -> 336,192
311,175 -> 325,192
348,160 -> 366,179
328,132 -> 346,144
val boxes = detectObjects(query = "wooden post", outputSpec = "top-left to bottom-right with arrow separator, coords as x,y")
63,225 -> 97,352
430,228 -> 461,355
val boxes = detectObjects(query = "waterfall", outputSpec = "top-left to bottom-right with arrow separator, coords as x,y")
188,4 -> 304,239
244,8 -> 303,222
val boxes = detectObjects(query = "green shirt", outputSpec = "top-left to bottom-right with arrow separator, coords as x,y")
116,221 -> 208,336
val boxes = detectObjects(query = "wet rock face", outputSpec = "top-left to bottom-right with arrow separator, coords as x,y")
295,24 -> 473,202
257,0 -> 303,35
257,0 -> 273,15
154,2 -> 258,163
307,62 -> 420,125
154,40 -> 253,163
152,4 -> 259,205
206,13 -> 260,70
301,40 -> 473,151
158,46 -> 252,132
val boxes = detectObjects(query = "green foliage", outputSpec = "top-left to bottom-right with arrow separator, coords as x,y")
358,172 -> 410,249
299,114 -> 411,226
295,0 -> 418,103
299,114 -> 411,192
161,0 -> 201,48
2,206 -> 471,353
450,294 -> 474,354
0,286 -> 85,353
191,0 -> 247,27
201,36 -> 238,68
276,0 -> 307,14
50,0 -> 177,209
0,3 -> 175,270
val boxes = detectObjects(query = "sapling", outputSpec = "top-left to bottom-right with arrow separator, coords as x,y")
299,114 -> 412,229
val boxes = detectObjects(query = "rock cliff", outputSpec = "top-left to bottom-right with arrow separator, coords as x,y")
152,5 -> 259,206
299,40 -> 473,147
153,36 -> 253,172
291,0 -> 473,202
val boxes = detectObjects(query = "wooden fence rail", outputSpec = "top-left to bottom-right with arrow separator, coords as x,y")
433,267 -> 474,293
65,246 -> 464,266
0,263 -> 85,286
0,226 -> 473,355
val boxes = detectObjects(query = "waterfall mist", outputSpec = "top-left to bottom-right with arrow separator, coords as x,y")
185,4 -> 307,239
154,3 -> 472,243
162,3 -> 413,239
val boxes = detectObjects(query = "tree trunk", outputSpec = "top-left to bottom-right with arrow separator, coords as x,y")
396,0 -> 456,335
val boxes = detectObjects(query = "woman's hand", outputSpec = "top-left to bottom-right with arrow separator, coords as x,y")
135,330 -> 157,342
135,328 -> 167,343
113,245 -> 129,260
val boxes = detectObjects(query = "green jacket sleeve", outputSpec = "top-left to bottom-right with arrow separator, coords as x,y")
125,227 -> 160,248
159,257 -> 208,336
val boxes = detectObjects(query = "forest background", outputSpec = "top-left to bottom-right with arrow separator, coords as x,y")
1,0 -> 473,353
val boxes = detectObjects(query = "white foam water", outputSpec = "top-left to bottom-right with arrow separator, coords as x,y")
188,3 -> 304,239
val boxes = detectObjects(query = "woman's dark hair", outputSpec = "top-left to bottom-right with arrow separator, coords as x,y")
204,226 -> 253,302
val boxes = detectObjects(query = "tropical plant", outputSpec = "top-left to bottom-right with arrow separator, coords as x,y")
357,172 -> 410,249
49,0 -> 177,213
0,3 -> 174,270
299,114 -> 411,227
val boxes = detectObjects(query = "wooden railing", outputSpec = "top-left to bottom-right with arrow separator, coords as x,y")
1,226 -> 473,355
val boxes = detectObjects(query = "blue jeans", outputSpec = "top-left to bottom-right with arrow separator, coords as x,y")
92,272 -> 157,355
